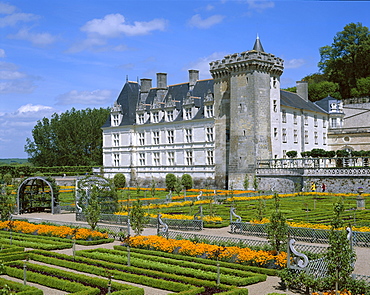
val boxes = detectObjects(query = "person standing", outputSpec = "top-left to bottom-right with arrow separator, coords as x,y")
321,183 -> 326,192
311,182 -> 316,192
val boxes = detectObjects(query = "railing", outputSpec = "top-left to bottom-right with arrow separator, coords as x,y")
76,212 -> 203,231
230,221 -> 370,247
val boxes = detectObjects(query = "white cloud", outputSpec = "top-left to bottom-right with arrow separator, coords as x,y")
246,0 -> 275,11
0,48 -> 5,58
0,12 -> 39,27
9,27 -> 57,46
0,2 -> 16,14
185,52 -> 227,79
0,61 -> 37,93
16,104 -> 54,114
188,14 -> 225,29
56,89 -> 113,105
284,58 -> 306,69
81,13 -> 167,37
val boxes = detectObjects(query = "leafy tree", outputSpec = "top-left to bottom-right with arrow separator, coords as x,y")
181,174 -> 193,190
308,80 -> 341,101
84,186 -> 101,230
267,193 -> 288,253
165,173 -> 176,191
150,179 -> 156,197
350,76 -> 370,97
243,174 -> 249,190
174,177 -> 183,197
3,174 -> 12,185
130,199 -> 148,236
113,173 -> 126,189
325,200 -> 356,292
319,22 -> 370,98
25,107 -> 110,166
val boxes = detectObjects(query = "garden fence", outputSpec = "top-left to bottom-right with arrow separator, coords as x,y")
230,221 -> 370,247
76,212 -> 203,231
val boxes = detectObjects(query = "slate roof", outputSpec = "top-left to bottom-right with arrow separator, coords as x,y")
314,95 -> 340,113
280,90 -> 327,114
102,80 -> 327,128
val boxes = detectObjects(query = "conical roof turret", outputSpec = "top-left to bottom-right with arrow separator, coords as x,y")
253,35 -> 265,52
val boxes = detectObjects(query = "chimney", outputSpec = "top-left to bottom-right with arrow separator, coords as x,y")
189,69 -> 199,91
156,73 -> 167,89
140,78 -> 152,93
296,81 -> 308,102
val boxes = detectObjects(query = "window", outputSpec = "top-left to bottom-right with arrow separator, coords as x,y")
274,128 -> 278,139
282,128 -> 287,143
113,133 -> 119,147
138,113 -> 145,124
206,105 -> 214,117
330,103 -> 337,112
139,153 -> 145,166
283,150 -> 287,159
167,151 -> 175,166
153,152 -> 160,166
294,129 -> 298,143
323,133 -> 327,145
152,111 -> 159,123
304,114 -> 308,125
185,151 -> 193,165
331,118 -> 337,128
273,100 -> 278,112
323,117 -> 327,128
207,150 -> 214,165
138,132 -> 145,146
153,131 -> 160,145
294,112 -> 297,125
282,110 -> 287,123
167,130 -> 174,144
167,110 -> 174,121
314,115 -> 318,127
304,130 -> 309,144
185,128 -> 192,143
206,127 -> 214,142
113,153 -> 119,166
185,108 -> 192,120
314,132 -> 318,145
112,114 -> 119,126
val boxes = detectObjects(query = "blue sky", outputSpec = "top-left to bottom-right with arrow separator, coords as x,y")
0,0 -> 369,159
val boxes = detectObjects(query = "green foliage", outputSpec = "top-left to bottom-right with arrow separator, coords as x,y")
174,177 -> 183,197
181,174 -> 193,190
113,173 -> 126,189
2,174 -> 12,185
286,151 -> 297,158
350,76 -> 370,97
130,200 -> 149,236
150,179 -> 156,197
0,165 -> 93,178
266,194 -> 288,253
308,80 -> 341,101
85,187 -> 101,230
253,175 -> 258,191
165,173 -> 177,191
0,186 -> 15,221
319,22 -> 370,98
325,199 -> 356,291
256,199 -> 265,221
25,107 -> 110,166
243,175 -> 249,190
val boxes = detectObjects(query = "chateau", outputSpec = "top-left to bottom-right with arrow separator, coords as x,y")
101,37 -> 345,189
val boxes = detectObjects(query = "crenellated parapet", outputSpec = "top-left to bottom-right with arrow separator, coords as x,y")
210,50 -> 284,78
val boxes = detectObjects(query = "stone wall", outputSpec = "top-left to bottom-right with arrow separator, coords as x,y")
258,175 -> 370,194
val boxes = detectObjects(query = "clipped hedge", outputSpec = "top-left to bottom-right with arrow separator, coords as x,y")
5,260 -> 143,295
0,165 -> 94,178
0,277 -> 42,295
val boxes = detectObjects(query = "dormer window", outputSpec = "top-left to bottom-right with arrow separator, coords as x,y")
137,113 -> 145,124
112,114 -> 120,126
205,105 -> 214,118
167,110 -> 174,121
330,103 -> 337,112
152,111 -> 159,123
185,107 -> 192,120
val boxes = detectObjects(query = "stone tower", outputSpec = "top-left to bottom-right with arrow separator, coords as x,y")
210,37 -> 284,189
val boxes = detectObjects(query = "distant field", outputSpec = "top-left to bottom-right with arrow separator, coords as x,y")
0,158 -> 28,165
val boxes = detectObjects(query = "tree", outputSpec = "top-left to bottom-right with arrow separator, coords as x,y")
308,80 -> 341,101
0,185 -> 15,221
267,193 -> 288,253
181,174 -> 193,190
113,173 -> 126,189
130,199 -> 148,236
325,200 -> 356,292
319,22 -> 370,98
84,186 -> 101,230
350,76 -> 370,97
25,107 -> 110,166
165,173 -> 176,191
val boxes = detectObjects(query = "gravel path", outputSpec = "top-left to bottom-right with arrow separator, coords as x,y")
5,212 -> 369,295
